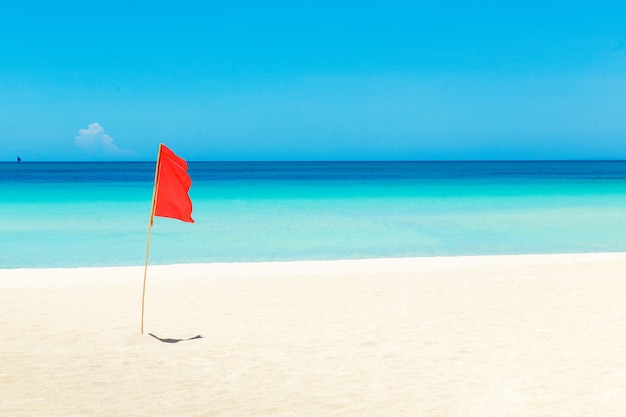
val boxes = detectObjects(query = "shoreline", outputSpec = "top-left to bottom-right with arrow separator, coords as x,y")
2,252 -> 626,416
3,250 -> 625,271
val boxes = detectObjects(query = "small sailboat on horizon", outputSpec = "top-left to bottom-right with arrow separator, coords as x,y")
17,156 -> 21,162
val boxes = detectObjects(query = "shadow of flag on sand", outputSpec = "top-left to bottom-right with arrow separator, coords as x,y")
149,333 -> 203,344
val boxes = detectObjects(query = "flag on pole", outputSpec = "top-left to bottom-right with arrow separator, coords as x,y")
153,144 -> 194,223
142,143 -> 194,334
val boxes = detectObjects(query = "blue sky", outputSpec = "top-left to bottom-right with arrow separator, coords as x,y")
1,1 -> 625,161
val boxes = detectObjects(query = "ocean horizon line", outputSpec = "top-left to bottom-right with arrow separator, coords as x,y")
4,158 -> 626,164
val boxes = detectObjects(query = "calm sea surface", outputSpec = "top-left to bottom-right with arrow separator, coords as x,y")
2,161 -> 626,268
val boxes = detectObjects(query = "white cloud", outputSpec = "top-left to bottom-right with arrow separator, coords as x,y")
75,123 -> 133,156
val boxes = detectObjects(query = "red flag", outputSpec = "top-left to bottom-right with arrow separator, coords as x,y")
153,144 -> 194,223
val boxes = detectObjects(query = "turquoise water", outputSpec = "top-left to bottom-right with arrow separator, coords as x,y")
2,161 -> 626,268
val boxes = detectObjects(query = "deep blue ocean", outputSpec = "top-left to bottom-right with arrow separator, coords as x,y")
2,161 -> 626,268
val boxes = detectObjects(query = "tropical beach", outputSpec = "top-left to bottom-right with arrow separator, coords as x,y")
3,161 -> 626,416
3,1 -> 626,415
2,253 -> 626,416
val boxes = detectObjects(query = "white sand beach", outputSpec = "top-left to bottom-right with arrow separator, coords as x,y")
2,253 -> 626,416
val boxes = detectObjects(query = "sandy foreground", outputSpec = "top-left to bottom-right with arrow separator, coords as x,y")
2,253 -> 626,416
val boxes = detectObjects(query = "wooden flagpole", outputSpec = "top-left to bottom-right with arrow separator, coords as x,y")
141,144 -> 162,334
